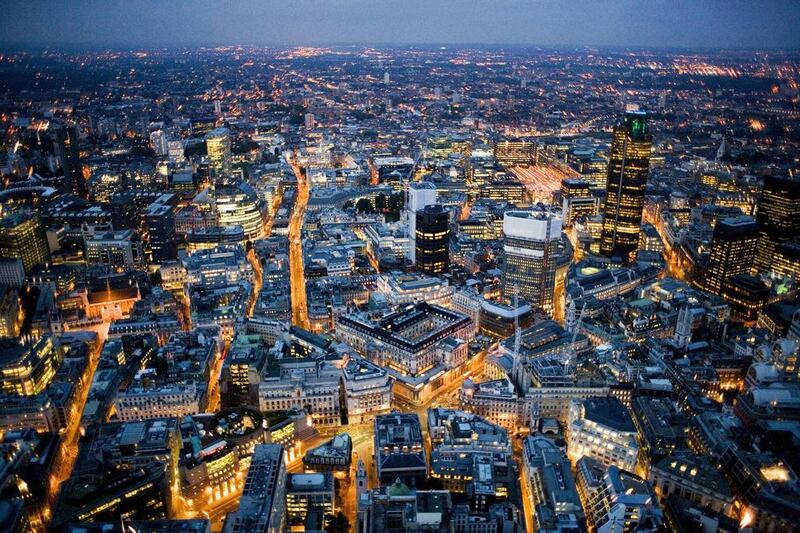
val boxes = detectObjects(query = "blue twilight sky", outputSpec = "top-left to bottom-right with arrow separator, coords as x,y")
0,0 -> 798,50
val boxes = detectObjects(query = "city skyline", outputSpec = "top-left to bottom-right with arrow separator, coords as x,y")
0,5 -> 799,532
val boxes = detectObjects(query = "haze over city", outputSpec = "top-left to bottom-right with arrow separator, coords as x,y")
1,1 -> 800,49
0,2 -> 799,533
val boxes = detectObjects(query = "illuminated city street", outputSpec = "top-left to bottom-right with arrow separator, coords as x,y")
0,4 -> 798,533
288,154 -> 311,330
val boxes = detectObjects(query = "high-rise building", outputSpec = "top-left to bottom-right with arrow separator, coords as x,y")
562,178 -> 600,224
704,216 -> 759,295
501,208 -> 563,314
143,202 -> 177,262
0,211 -> 51,274
773,240 -> 800,280
754,176 -> 800,274
406,181 -> 438,264
0,336 -> 62,396
149,129 -> 168,155
599,110 -> 652,263
415,205 -> 450,275
50,123 -> 86,197
493,138 -> 537,167
216,182 -> 265,241
206,127 -> 232,177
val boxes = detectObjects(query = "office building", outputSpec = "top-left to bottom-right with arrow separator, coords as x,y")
285,473 -> 334,528
522,436 -> 584,532
704,216 -> 759,295
0,258 -> 25,287
721,273 -> 770,322
0,211 -> 50,274
568,397 -> 639,472
144,202 -> 178,262
772,240 -> 800,280
562,178 -> 600,224
479,298 -> 533,339
415,204 -> 450,275
222,444 -> 287,533
648,452 -> 733,516
115,382 -> 204,422
358,485 -> 453,533
206,127 -> 232,177
52,418 -> 181,527
459,378 -> 521,431
336,302 -> 475,392
754,175 -> 800,273
85,229 -> 146,270
717,446 -> 800,533
406,181 -> 437,264
51,123 -> 86,197
583,465 -> 663,533
427,408 -> 512,504
375,271 -> 454,307
501,208 -> 563,314
216,182 -> 265,240
0,336 -> 62,397
599,110 -> 652,263
374,413 -> 427,486
493,138 -> 537,167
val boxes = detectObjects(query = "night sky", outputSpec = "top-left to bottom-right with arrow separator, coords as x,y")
0,0 -> 798,49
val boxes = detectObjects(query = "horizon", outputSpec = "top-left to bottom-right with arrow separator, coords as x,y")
1,0 -> 799,50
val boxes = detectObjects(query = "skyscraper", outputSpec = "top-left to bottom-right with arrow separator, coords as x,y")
599,110 -> 652,263
502,208 -> 563,315
754,176 -> 800,274
143,202 -> 177,262
50,123 -> 86,197
406,181 -> 438,264
415,205 -> 450,276
206,127 -> 232,178
704,216 -> 759,296
0,211 -> 50,274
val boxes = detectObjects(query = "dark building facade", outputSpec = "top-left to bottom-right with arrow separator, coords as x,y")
415,205 -> 449,275
144,202 -> 178,262
50,123 -> 86,198
704,216 -> 759,296
754,176 -> 800,274
600,110 -> 652,263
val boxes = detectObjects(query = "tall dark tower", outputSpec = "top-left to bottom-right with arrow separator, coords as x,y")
754,176 -> 800,274
704,216 -> 759,296
599,110 -> 652,263
415,205 -> 450,275
51,123 -> 86,198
